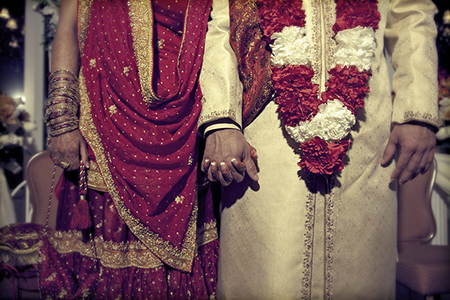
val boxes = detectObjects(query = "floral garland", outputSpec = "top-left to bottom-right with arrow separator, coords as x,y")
257,0 -> 380,175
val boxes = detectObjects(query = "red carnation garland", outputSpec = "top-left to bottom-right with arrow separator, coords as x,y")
256,0 -> 380,176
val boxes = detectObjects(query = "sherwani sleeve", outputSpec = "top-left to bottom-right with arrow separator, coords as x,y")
384,0 -> 439,129
197,0 -> 243,136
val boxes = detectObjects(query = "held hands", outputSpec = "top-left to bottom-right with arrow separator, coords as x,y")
381,123 -> 436,185
202,129 -> 259,186
49,129 -> 89,171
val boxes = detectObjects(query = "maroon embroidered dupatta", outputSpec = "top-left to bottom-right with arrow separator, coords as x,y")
78,0 -> 212,272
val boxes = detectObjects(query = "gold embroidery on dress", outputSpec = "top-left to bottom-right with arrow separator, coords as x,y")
58,290 -> 68,299
109,104 -> 117,116
301,193 -> 316,299
157,39 -> 165,49
188,156 -> 194,166
129,0 -> 190,106
80,72 -> 199,271
45,272 -> 57,282
197,220 -> 218,247
87,161 -> 107,192
123,66 -> 130,76
48,230 -> 165,269
89,59 -> 96,68
175,195 -> 184,204
77,0 -> 93,53
47,224 -> 217,270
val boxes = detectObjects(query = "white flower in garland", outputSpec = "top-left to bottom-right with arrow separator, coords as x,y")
285,100 -> 356,143
270,25 -> 376,147
334,26 -> 376,71
270,26 -> 310,66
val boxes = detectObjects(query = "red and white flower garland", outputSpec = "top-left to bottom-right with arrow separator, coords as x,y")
257,0 -> 381,175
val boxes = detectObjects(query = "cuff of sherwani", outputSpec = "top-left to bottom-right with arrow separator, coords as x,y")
394,119 -> 439,134
200,119 -> 241,138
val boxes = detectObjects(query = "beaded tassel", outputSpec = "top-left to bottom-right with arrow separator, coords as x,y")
70,161 -> 91,230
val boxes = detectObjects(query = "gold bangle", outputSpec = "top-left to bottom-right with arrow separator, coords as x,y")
49,69 -> 78,81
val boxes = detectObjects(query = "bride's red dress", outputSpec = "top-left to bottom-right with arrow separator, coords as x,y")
39,1 -> 218,299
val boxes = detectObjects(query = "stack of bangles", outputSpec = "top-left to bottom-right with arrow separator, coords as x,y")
45,69 -> 80,139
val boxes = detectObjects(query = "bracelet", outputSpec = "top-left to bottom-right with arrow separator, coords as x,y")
46,69 -> 80,138
48,124 -> 79,137
48,69 -> 78,81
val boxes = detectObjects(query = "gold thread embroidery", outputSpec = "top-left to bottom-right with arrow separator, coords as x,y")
198,109 -> 237,127
404,111 -> 439,128
301,193 -> 316,300
196,220 -> 218,247
89,59 -> 96,68
175,195 -> 185,204
128,0 -> 154,106
129,0 -> 191,106
308,0 -> 336,88
109,104 -> 118,116
77,0 -> 93,53
79,72 -> 199,272
87,161 -> 107,192
48,230 -> 164,269
157,39 -> 165,49
45,272 -> 57,282
324,192 -> 335,300
46,223 -> 217,270
123,66 -> 130,77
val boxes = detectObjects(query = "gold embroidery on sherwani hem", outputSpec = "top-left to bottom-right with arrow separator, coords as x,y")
79,72 -> 198,272
403,111 -> 439,128
324,192 -> 335,300
302,193 -> 316,299
77,0 -> 93,54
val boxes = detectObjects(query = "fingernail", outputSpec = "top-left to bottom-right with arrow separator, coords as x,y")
231,158 -> 237,164
220,162 -> 227,172
204,159 -> 210,164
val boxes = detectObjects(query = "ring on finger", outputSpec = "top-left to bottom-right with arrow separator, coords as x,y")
60,161 -> 70,169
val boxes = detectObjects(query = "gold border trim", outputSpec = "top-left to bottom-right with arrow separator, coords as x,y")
46,222 -> 217,270
87,161 -> 108,192
324,192 -> 335,300
49,230 -> 164,269
77,0 -> 93,54
128,0 -> 191,106
197,220 -> 219,247
79,71 -> 198,272
301,193 -> 316,299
